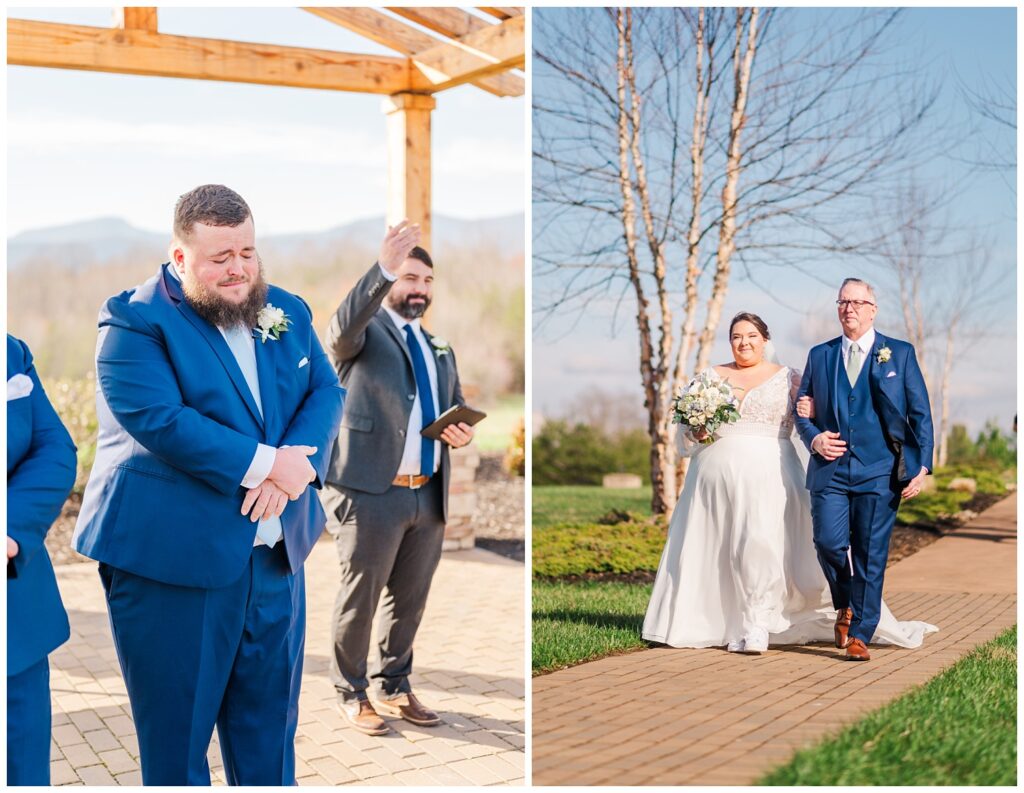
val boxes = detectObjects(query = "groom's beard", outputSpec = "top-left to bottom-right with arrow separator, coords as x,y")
182,264 -> 269,331
389,292 -> 432,320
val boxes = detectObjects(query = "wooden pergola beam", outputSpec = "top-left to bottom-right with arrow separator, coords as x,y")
477,8 -> 523,20
7,18 -> 431,94
411,14 -> 524,92
302,7 -> 522,97
115,7 -> 158,32
387,7 -> 488,40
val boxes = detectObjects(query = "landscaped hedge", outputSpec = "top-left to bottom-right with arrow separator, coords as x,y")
533,520 -> 667,578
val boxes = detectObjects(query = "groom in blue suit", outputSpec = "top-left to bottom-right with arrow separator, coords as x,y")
795,278 -> 933,662
73,185 -> 345,784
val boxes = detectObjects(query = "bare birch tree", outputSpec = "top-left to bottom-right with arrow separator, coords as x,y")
534,7 -> 937,513
874,181 -> 1007,467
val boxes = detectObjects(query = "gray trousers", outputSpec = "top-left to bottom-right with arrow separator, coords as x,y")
322,478 -> 445,703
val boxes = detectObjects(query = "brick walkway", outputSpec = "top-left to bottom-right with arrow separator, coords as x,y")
533,494 -> 1017,786
47,541 -> 525,786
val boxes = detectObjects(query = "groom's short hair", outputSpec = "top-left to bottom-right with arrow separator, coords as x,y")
174,184 -> 252,241
840,277 -> 876,301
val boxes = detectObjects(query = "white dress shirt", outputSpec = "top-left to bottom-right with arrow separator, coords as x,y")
167,265 -> 282,546
841,327 -> 876,377
382,303 -> 441,476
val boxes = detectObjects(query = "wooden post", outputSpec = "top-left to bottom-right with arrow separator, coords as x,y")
383,92 -> 435,251
114,7 -> 158,32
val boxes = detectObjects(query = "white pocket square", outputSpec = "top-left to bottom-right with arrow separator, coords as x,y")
886,371 -> 897,378
298,357 -> 309,369
7,373 -> 34,401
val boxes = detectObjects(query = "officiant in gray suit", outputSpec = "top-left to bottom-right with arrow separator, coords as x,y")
323,220 -> 474,735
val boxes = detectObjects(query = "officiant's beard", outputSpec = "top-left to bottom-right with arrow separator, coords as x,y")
182,264 -> 269,330
390,292 -> 432,320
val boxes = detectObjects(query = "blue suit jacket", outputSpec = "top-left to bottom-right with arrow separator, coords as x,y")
7,335 -> 76,676
795,332 -> 934,493
73,265 -> 345,588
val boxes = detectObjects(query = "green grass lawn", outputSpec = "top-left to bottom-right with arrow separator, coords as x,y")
759,625 -> 1017,786
533,580 -> 653,674
473,393 -> 523,452
532,469 -> 1014,674
532,485 -> 652,530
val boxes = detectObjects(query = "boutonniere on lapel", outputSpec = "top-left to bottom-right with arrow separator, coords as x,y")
430,336 -> 451,357
876,346 -> 892,364
255,303 -> 291,343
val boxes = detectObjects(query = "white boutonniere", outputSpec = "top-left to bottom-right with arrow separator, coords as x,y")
876,346 -> 892,364
255,303 -> 291,343
430,336 -> 451,357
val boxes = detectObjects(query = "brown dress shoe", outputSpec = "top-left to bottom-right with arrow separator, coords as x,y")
375,692 -> 441,726
845,637 -> 871,661
339,699 -> 390,735
834,607 -> 853,649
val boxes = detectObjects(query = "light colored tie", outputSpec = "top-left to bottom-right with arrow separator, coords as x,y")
222,325 -> 282,548
846,344 -> 862,385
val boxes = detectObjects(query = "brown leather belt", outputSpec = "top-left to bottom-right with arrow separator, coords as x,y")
392,474 -> 431,489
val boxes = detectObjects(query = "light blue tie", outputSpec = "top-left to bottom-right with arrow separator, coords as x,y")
222,325 -> 282,547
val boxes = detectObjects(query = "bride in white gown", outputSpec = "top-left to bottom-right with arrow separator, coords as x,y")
642,313 -> 937,653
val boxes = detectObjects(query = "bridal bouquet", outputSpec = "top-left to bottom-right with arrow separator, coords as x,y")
671,372 -> 741,444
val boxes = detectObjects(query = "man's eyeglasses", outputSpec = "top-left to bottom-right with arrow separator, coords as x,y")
836,300 -> 875,310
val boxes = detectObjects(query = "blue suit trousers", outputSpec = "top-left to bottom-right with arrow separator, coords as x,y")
7,658 -> 51,786
99,543 -> 305,786
810,458 -> 899,643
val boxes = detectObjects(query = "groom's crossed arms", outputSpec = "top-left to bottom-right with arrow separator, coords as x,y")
75,279 -> 344,587
97,294 -> 339,502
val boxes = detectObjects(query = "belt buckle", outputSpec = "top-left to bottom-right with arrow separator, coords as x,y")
409,474 -> 422,490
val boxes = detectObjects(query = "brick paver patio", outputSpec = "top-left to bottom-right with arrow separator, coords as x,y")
533,494 -> 1017,786
47,541 -> 525,786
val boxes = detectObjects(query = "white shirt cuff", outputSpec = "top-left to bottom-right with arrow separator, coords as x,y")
378,261 -> 398,282
241,443 -> 277,489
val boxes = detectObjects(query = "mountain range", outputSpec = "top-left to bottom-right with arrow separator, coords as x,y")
7,213 -> 525,270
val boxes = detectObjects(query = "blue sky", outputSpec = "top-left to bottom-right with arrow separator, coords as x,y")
7,7 -> 525,236
533,6 -> 1017,434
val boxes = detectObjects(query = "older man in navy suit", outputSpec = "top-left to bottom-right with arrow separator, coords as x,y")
8,335 -> 78,786
795,278 -> 933,662
73,185 -> 345,784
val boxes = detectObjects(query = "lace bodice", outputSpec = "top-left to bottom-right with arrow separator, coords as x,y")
722,366 -> 800,435
677,366 -> 802,454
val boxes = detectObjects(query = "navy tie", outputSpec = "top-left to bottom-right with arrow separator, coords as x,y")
404,324 -> 436,477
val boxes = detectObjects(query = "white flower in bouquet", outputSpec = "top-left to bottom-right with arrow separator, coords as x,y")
670,371 -> 741,444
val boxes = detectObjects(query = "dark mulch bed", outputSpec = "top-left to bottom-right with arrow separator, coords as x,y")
465,452 -> 525,562
47,452 -> 525,566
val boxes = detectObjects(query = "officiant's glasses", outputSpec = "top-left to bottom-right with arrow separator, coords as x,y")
836,299 -> 875,310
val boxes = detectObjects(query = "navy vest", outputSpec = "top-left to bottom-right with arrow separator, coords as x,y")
836,354 -> 893,479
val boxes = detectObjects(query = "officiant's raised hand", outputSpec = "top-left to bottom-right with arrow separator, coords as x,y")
379,219 -> 422,275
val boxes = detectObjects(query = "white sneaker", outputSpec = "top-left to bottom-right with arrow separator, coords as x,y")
726,638 -> 745,652
740,626 -> 769,654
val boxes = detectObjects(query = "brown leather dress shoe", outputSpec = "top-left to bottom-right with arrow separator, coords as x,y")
834,607 -> 853,649
845,637 -> 871,661
375,692 -> 442,726
339,699 -> 390,735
